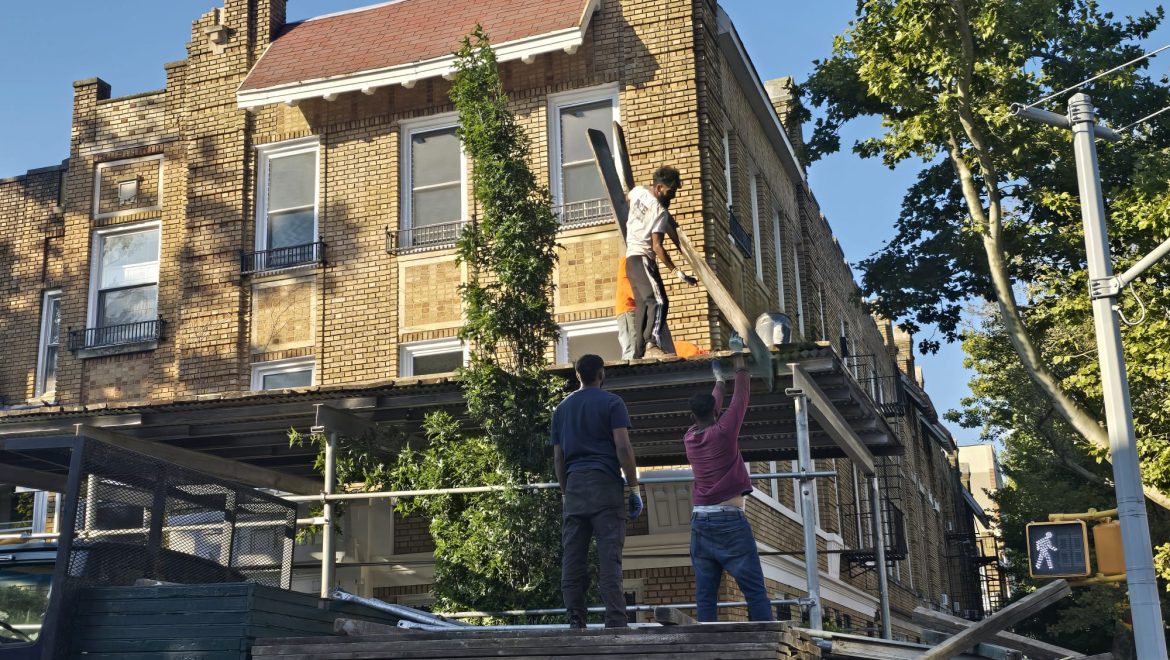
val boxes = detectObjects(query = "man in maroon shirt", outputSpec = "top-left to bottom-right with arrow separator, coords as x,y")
683,339 -> 774,622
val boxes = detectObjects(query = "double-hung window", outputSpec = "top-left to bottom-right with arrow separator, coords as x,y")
400,338 -> 467,377
401,116 -> 465,249
85,222 -> 161,348
556,318 -> 621,364
256,139 -> 319,269
252,356 -> 314,390
36,291 -> 62,397
550,87 -> 619,227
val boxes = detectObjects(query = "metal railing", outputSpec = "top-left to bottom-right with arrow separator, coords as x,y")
555,197 -> 612,229
388,220 -> 467,254
68,318 -> 164,351
241,241 -> 325,274
728,208 -> 753,258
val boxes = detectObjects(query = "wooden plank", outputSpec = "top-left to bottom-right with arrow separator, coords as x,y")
790,364 -> 876,474
587,128 -> 630,240
253,650 -> 778,660
74,653 -> 242,660
336,617 -> 403,636
653,606 -> 698,626
75,637 -> 246,653
673,228 -> 775,389
78,424 -> 323,494
922,580 -> 1072,660
913,606 -> 1086,659
923,630 -> 1023,660
612,121 -> 636,192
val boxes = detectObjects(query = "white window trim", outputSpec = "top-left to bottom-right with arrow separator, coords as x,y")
251,356 -> 316,390
87,219 -> 162,330
255,137 -> 321,252
400,113 -> 467,235
93,154 -> 164,219
793,243 -> 805,337
750,174 -> 764,282
251,275 -> 317,353
555,317 -> 618,364
399,337 -> 468,377
547,84 -> 621,208
722,132 -> 734,209
34,290 -> 62,398
773,208 -> 785,310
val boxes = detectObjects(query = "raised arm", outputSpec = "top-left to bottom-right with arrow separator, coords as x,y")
720,354 -> 750,432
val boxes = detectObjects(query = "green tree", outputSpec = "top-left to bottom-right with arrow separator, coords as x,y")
801,0 -> 1170,507
293,27 -> 566,613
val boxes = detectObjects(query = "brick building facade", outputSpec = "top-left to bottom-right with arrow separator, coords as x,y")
0,0 -> 989,640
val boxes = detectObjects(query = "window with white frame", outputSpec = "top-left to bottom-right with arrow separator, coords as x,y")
35,291 -> 62,397
550,87 -> 619,226
557,318 -> 621,364
402,115 -> 465,247
90,222 -> 160,330
257,139 -> 319,253
400,338 -> 467,377
722,132 -> 734,209
252,356 -> 315,390
772,208 -> 786,309
750,174 -> 763,281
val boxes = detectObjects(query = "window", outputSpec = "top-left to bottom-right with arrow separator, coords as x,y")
89,222 -> 160,331
722,132 -> 734,209
252,357 -> 314,390
793,243 -> 805,337
750,174 -> 763,281
35,291 -> 62,398
773,209 -> 785,309
257,139 -> 319,253
401,115 -> 466,248
557,318 -> 621,364
400,338 -> 467,377
550,86 -> 619,226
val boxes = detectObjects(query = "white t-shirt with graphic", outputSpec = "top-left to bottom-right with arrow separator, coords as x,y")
625,186 -> 671,260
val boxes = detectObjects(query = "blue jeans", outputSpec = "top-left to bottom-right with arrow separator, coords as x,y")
690,509 -> 774,622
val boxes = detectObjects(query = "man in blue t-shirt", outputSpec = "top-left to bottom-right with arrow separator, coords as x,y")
551,354 -> 642,628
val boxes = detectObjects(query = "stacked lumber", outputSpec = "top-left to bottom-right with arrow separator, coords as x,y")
253,622 -> 824,659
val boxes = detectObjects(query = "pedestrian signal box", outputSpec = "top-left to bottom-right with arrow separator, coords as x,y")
1027,520 -> 1090,578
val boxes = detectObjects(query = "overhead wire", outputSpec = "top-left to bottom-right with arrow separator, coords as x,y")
1025,43 -> 1170,110
1118,104 -> 1170,133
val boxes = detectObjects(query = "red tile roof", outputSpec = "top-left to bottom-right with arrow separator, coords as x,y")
239,0 -> 595,93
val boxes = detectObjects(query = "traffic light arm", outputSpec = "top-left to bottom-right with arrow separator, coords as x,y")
1048,508 -> 1118,522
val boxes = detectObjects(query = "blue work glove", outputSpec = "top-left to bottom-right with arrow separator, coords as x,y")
628,488 -> 644,520
711,358 -> 726,384
728,332 -> 745,354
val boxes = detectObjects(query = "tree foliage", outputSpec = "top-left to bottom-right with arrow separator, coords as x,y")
292,27 -> 566,614
802,0 -> 1170,506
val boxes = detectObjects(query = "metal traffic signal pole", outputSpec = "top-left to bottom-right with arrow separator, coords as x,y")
1014,92 -> 1167,659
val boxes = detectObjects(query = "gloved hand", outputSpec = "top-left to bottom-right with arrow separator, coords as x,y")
674,268 -> 698,286
711,358 -> 726,384
628,488 -> 644,520
728,332 -> 745,353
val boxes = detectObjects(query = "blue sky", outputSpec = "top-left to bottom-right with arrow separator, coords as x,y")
2,1 -> 1166,446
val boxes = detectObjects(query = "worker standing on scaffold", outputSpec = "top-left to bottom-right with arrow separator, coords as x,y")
683,336 -> 775,622
551,354 -> 643,629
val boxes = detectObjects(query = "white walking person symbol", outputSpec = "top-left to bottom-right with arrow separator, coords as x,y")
1035,531 -> 1058,570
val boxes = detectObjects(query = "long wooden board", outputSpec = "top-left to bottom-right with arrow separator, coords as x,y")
597,123 -> 774,389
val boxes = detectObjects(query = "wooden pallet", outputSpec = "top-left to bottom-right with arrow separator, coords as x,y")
69,582 -> 400,660
253,622 -> 822,660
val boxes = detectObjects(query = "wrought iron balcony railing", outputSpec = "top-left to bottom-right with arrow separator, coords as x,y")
69,318 -> 165,351
728,208 -> 753,258
387,220 -> 467,254
241,241 -> 325,275
556,197 -> 613,230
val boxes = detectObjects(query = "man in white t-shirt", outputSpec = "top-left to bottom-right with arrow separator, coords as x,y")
625,166 -> 697,359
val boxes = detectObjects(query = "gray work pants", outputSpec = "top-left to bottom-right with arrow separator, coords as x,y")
561,469 -> 628,627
